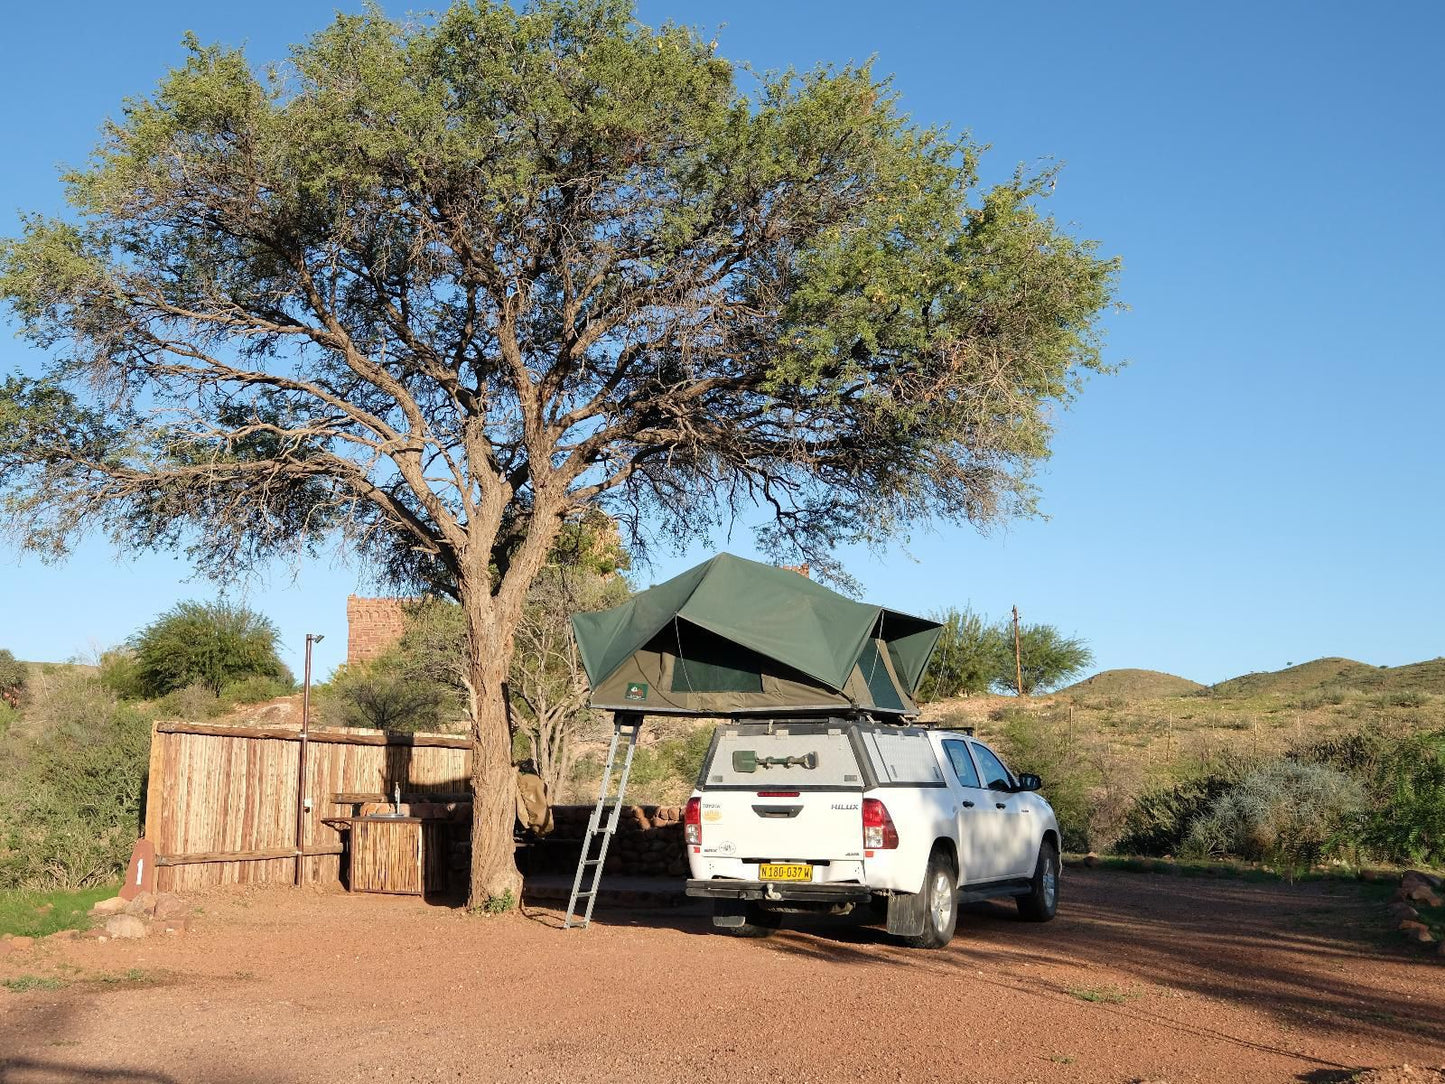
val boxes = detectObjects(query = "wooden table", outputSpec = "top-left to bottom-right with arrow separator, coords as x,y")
330,816 -> 450,896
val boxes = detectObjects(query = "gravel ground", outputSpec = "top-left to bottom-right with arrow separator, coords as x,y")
1,870 -> 1441,1084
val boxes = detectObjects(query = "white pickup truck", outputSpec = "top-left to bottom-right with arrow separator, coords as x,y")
683,719 -> 1060,948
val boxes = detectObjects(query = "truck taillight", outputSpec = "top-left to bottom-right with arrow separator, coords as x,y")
684,796 -> 701,846
862,798 -> 899,850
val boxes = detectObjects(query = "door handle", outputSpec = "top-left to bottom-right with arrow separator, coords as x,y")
995,802 -> 1006,810
961,800 -> 974,808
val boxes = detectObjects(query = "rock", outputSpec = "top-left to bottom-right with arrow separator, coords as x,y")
152,893 -> 189,921
104,914 -> 149,940
123,891 -> 158,917
1404,883 -> 1442,905
1083,852 -> 1099,868
1388,902 -> 1421,922
156,917 -> 191,935
89,896 -> 127,917
8,936 -> 34,951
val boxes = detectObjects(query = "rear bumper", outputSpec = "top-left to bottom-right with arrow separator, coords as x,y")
685,878 -> 873,903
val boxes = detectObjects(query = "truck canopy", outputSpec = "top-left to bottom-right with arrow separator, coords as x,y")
571,553 -> 942,718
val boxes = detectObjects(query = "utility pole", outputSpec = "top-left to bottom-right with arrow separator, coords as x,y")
1012,604 -> 1024,697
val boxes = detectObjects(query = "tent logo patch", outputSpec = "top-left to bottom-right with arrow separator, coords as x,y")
624,682 -> 648,701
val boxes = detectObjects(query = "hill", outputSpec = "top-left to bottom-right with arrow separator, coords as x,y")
1063,669 -> 1203,699
1209,657 -> 1445,699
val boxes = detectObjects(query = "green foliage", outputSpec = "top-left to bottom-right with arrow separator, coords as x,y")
1113,764 -> 1248,857
478,889 -> 515,915
919,611 -> 1094,699
1002,623 -> 1095,696
3,975 -> 65,992
0,883 -> 120,938
131,600 -> 290,697
917,608 -> 1007,701
97,647 -> 146,700
1180,760 -> 1364,871
0,671 -> 153,889
154,682 -> 227,720
994,715 -> 1093,852
1355,729 -> 1445,866
0,649 -> 27,706
218,674 -> 295,705
317,656 -> 454,734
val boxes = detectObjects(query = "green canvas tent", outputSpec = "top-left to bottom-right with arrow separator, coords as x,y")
571,553 -> 943,718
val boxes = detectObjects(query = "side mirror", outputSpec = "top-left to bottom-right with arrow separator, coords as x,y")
1015,773 -> 1042,792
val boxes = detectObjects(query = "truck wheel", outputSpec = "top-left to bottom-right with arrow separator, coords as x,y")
905,850 -> 957,949
714,901 -> 781,938
1017,838 -> 1060,922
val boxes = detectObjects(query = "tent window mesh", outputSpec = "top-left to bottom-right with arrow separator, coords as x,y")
856,639 -> 904,711
669,623 -> 764,694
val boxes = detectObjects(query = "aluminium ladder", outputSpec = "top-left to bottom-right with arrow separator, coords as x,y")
562,712 -> 642,929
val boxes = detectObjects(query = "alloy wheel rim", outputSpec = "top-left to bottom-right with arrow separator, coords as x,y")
1043,861 -> 1057,908
932,870 -> 953,930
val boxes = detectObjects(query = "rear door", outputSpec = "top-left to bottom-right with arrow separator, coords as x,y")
696,723 -> 866,870
970,740 -> 1037,878
940,738 -> 1007,882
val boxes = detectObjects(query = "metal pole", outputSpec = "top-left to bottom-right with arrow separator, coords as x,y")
1012,604 -> 1024,697
294,633 -> 323,886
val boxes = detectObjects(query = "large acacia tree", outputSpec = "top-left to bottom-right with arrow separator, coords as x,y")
0,0 -> 1118,905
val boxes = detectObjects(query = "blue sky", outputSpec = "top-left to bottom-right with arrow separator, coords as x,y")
1,2 -> 1441,684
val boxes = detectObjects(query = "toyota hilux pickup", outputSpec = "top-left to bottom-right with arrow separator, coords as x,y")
683,718 -> 1060,948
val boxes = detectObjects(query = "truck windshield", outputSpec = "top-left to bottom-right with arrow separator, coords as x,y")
703,724 -> 864,788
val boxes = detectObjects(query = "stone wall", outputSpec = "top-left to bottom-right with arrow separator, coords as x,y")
530,804 -> 689,878
346,596 -> 413,664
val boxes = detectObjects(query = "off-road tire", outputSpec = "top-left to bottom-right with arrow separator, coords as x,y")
905,849 -> 958,949
1017,837 -> 1060,922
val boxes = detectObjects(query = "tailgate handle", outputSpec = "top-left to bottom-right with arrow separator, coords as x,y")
751,805 -> 802,818
961,800 -> 975,808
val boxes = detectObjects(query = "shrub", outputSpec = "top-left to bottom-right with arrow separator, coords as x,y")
995,716 -> 1094,852
1180,760 -> 1364,870
0,673 -> 154,889
316,658 -> 453,733
131,600 -> 290,697
0,650 -> 27,708
1372,690 -> 1428,709
1113,764 -> 1246,857
1356,729 -> 1445,866
154,683 -> 226,721
97,647 -> 146,700
219,675 -> 295,705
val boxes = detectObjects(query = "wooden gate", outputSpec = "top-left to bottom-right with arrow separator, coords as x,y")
143,720 -> 471,892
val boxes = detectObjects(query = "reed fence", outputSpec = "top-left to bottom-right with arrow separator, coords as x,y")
144,719 -> 471,892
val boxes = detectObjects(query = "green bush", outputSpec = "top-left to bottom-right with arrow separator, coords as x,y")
97,647 -> 146,700
219,675 -> 295,705
131,600 -> 290,697
1371,690 -> 1428,709
0,673 -> 153,889
316,658 -> 453,733
994,716 -> 1094,853
154,682 -> 227,720
1112,765 -> 1245,857
1180,760 -> 1364,870
1356,729 -> 1445,866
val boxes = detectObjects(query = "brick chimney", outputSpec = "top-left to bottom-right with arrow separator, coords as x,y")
345,596 -> 412,664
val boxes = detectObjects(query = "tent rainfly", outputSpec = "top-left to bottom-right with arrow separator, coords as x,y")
571,553 -> 943,718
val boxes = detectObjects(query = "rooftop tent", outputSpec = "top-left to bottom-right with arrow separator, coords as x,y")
571,553 -> 943,718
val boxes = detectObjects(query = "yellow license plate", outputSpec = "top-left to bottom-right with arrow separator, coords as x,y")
759,863 -> 813,882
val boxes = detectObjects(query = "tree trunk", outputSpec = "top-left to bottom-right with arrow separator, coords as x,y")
467,651 -> 523,907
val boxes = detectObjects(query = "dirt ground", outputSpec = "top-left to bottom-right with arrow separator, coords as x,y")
1,870 -> 1441,1084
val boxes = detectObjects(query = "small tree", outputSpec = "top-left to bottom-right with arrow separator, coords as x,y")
131,600 -> 290,697
0,650 -> 27,709
997,623 -> 1093,696
917,607 -> 1007,701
